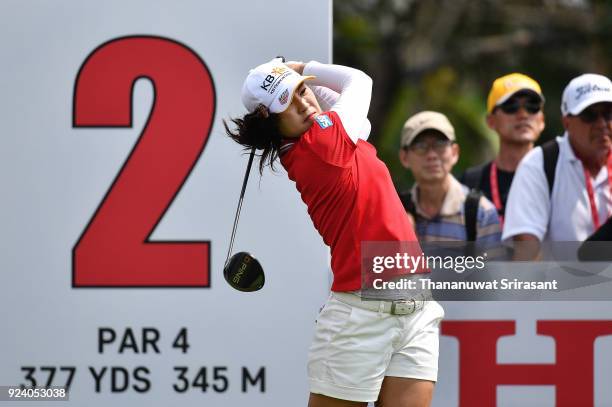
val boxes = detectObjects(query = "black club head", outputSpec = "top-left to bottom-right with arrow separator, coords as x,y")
223,252 -> 265,292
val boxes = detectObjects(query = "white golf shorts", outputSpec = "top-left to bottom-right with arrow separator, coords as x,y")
308,292 -> 444,402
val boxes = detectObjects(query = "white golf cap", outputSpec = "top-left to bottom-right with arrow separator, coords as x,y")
561,73 -> 612,116
241,57 -> 314,114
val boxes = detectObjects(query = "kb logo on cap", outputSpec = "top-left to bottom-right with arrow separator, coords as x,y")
261,66 -> 288,92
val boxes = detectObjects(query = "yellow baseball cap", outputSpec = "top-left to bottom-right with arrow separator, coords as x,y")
487,73 -> 544,113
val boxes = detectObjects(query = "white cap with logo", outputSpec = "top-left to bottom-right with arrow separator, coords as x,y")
241,57 -> 315,114
561,73 -> 612,116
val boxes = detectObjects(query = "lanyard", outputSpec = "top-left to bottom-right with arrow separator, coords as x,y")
583,154 -> 612,229
489,162 -> 504,228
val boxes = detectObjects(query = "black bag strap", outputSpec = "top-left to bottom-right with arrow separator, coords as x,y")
541,139 -> 560,196
399,190 -> 417,218
464,189 -> 482,242
461,163 -> 487,190
401,188 -> 481,241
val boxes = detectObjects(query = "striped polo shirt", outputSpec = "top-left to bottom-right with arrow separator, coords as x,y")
409,176 -> 501,244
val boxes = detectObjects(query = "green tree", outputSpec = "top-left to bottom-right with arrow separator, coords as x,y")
334,0 -> 612,189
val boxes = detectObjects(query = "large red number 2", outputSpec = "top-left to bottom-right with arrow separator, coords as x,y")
72,36 -> 214,287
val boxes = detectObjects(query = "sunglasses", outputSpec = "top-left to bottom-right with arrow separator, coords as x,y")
405,139 -> 453,155
498,97 -> 542,114
576,106 -> 612,124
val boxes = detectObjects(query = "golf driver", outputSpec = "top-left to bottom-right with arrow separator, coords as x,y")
223,146 -> 265,292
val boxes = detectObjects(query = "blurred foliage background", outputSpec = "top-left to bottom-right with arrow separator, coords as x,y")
333,0 -> 612,191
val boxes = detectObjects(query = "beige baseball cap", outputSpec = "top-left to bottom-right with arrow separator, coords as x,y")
400,111 -> 455,148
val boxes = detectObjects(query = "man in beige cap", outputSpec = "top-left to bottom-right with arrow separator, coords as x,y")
462,73 -> 545,228
398,111 -> 501,243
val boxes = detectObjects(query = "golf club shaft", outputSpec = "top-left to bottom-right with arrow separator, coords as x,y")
225,146 -> 256,265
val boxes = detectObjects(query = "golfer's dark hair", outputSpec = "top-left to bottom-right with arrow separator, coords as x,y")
224,105 -> 283,175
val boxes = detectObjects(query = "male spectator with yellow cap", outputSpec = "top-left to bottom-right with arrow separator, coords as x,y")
503,73 -> 612,251
462,74 -> 545,227
399,111 -> 501,243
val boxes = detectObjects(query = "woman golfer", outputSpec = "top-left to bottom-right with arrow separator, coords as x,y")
225,58 -> 444,407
